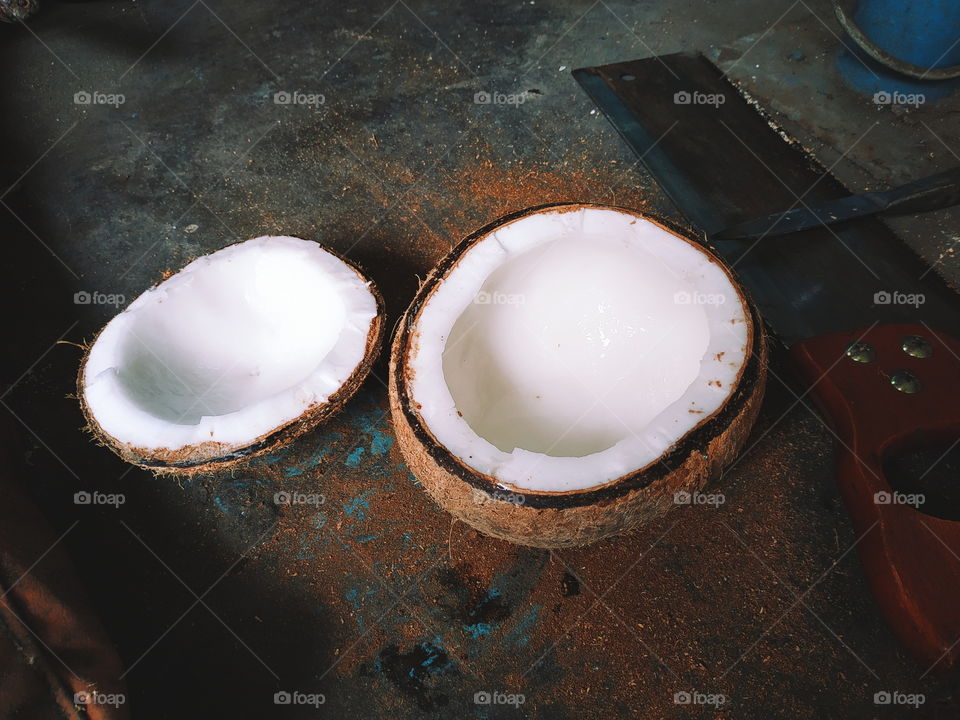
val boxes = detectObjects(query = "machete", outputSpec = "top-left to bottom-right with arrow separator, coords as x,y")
575,53 -> 960,673
714,166 -> 960,240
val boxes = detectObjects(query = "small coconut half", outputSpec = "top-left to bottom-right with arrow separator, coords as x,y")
390,203 -> 766,547
80,236 -> 384,473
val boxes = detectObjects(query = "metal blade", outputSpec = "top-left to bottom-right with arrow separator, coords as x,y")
713,193 -> 887,240
574,54 -> 960,345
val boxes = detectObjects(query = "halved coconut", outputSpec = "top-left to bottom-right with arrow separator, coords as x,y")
80,236 -> 384,473
390,203 -> 766,547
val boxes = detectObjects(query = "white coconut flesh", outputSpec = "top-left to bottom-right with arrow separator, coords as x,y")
82,236 -> 378,457
407,207 -> 750,492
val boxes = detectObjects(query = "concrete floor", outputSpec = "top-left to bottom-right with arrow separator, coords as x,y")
1,0 -> 959,718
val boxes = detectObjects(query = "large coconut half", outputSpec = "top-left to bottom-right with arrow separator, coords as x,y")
390,204 -> 766,547
80,236 -> 384,473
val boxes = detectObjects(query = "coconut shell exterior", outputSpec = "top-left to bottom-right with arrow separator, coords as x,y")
390,203 -> 768,548
78,247 -> 385,476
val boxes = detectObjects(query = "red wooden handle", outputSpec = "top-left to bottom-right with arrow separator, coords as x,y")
790,323 -> 960,673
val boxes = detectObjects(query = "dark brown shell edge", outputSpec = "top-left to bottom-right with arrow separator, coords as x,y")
389,202 -> 768,548
77,245 -> 386,476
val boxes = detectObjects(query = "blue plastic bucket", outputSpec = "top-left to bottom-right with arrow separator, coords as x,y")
837,0 -> 960,101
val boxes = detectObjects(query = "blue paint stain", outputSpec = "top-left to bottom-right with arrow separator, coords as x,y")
345,447 -> 365,467
296,537 -> 316,560
250,448 -> 289,467
247,81 -> 275,107
342,410 -> 395,470
283,458 -> 320,477
463,622 -> 492,639
370,432 -> 393,455
344,588 -> 363,630
213,496 -> 228,514
355,411 -> 394,456
281,431 -> 341,476
506,605 -> 541,648
468,587 -> 501,618
343,490 -> 376,520
344,586 -> 379,630
460,587 -> 506,641
418,641 -> 454,674
354,534 -> 379,543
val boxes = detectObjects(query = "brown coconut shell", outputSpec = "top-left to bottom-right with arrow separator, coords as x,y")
389,203 -> 767,548
78,244 -> 385,475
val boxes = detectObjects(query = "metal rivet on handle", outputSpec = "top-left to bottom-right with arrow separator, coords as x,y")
890,370 -> 921,394
901,335 -> 933,359
846,341 -> 876,363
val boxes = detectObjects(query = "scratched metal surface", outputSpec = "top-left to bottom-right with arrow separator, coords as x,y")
2,0 -> 959,718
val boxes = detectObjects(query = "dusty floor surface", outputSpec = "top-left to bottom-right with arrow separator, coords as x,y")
1,0 -> 959,717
